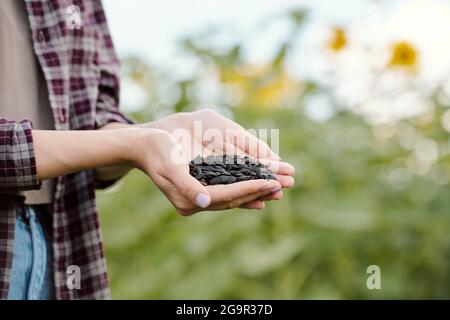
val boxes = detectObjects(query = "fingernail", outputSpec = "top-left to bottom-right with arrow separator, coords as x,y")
271,188 -> 282,193
196,193 -> 210,208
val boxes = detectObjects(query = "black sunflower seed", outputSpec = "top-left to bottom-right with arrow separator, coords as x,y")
189,155 -> 276,186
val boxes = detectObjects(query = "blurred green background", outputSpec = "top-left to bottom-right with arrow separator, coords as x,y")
97,1 -> 450,299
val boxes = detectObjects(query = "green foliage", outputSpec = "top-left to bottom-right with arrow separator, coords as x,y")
97,8 -> 450,299
98,106 -> 449,299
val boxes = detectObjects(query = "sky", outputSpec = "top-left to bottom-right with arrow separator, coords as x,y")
103,0 -> 450,121
102,0 -> 397,71
103,0 -> 449,66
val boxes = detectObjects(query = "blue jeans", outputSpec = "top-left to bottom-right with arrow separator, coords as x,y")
7,204 -> 55,300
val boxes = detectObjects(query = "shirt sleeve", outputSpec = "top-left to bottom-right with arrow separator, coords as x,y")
0,118 -> 41,193
93,1 -> 135,129
92,2 -> 134,189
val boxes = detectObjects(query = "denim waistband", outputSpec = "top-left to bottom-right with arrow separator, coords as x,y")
7,202 -> 55,300
14,199 -> 52,229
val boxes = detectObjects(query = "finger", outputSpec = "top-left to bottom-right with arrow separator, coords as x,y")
258,189 -> 283,201
258,159 -> 296,176
209,112 -> 280,160
222,141 -> 247,157
273,174 -> 295,188
231,127 -> 281,161
239,200 -> 266,210
207,180 -> 281,210
204,140 -> 247,157
166,164 -> 211,208
207,179 -> 281,205
209,186 -> 273,210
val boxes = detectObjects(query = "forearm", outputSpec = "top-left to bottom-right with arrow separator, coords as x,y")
33,129 -> 141,180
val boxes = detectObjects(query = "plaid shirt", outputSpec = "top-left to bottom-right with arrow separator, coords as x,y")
0,0 -> 133,299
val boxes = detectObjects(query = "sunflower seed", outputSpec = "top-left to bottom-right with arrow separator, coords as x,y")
189,155 -> 276,185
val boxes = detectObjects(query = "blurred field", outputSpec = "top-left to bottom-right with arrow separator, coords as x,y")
97,3 -> 450,299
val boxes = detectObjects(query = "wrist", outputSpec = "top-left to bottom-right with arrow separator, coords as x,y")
125,128 -> 172,172
100,122 -> 132,130
141,112 -> 191,133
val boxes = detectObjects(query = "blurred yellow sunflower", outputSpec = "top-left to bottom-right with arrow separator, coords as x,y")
388,41 -> 419,72
328,27 -> 347,52
220,64 -> 301,108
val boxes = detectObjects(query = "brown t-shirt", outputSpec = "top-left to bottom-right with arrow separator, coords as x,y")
0,0 -> 55,204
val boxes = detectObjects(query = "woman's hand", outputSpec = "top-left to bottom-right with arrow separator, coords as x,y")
132,129 -> 283,215
146,109 -> 295,206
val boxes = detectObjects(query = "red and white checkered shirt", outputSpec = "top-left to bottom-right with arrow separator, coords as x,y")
0,0 -> 133,299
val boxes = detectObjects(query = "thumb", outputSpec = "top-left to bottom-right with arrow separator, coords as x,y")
168,166 -> 211,208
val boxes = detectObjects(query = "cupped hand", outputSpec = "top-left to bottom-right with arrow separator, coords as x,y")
149,109 -> 296,191
134,128 -> 283,216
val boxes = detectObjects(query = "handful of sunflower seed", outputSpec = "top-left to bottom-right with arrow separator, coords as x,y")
189,155 -> 276,186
